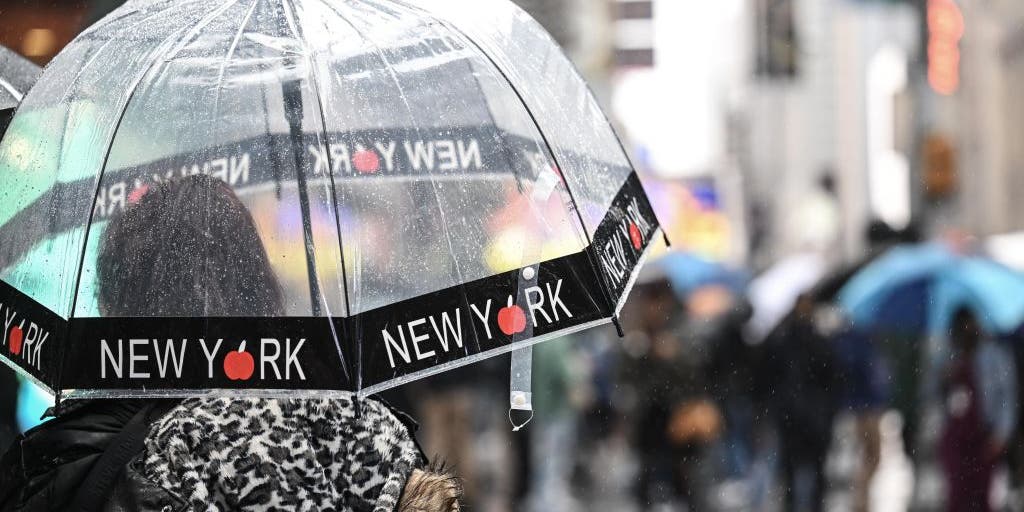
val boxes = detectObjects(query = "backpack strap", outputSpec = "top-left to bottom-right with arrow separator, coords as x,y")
70,402 -> 159,512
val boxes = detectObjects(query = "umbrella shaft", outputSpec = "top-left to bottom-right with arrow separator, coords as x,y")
283,79 -> 322,317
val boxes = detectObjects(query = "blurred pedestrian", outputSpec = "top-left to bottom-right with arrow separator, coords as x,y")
619,278 -> 717,509
526,335 -> 586,511
825,306 -> 890,512
0,176 -> 461,511
764,294 -> 838,512
704,297 -> 756,481
940,307 -> 1018,512
412,369 -> 479,507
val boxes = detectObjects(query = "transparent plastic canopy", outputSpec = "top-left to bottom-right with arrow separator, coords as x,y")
0,0 -> 634,318
0,0 -> 653,397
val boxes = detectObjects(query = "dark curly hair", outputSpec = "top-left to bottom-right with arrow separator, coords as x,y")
96,174 -> 283,317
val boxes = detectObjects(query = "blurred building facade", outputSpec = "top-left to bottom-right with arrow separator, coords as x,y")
740,0 -> 1024,264
741,0 -> 919,267
514,0 -> 615,98
939,0 -> 1024,238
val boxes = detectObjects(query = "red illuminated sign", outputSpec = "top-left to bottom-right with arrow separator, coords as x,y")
927,0 -> 963,95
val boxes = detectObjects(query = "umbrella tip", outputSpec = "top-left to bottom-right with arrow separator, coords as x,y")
612,316 -> 625,338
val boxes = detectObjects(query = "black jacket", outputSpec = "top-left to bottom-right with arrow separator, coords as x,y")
0,399 -> 183,512
762,315 -> 839,453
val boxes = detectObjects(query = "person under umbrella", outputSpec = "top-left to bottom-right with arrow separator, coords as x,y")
0,175 -> 461,511
618,276 -> 717,509
761,293 -> 839,512
940,307 -> 1018,512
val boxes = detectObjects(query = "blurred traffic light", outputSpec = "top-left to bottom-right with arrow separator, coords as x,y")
922,134 -> 957,199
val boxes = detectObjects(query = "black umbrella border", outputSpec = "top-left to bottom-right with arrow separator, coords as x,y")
0,171 -> 658,398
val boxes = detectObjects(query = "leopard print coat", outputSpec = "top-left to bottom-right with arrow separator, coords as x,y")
139,394 -> 424,511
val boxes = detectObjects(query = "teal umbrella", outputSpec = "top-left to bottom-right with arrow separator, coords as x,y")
654,251 -> 747,300
838,243 -> 1024,336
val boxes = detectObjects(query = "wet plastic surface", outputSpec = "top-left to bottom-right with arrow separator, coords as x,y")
0,0 -> 649,397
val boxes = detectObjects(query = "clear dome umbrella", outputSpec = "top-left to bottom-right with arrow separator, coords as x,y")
0,0 -> 662,407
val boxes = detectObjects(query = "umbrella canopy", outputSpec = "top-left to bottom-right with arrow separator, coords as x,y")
747,252 -> 827,341
0,0 -> 660,399
837,243 -> 1024,336
0,45 -> 40,110
0,45 -> 41,133
807,250 -> 893,304
653,251 -> 747,300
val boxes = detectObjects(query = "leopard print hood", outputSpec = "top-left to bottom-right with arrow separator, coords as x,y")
140,394 -> 425,511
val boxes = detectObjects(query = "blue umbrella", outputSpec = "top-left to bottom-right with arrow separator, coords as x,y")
838,243 -> 1024,336
654,251 -> 747,300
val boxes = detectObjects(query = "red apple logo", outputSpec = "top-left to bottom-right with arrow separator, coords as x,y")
8,326 -> 22,356
629,222 -> 643,250
128,184 -> 150,204
497,296 -> 528,336
224,340 -> 254,381
353,148 -> 380,174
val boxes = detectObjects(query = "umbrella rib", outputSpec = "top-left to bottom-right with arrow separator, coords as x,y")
277,0 -> 327,320
213,0 -> 262,117
328,0 -> 472,291
317,0 -> 477,388
60,0 -> 242,396
280,0 -> 354,386
325,0 -> 486,371
288,8 -> 353,319
0,78 -> 22,102
44,2 -> 209,159
385,0 -> 619,316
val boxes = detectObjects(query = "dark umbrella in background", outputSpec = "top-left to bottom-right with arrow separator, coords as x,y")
654,250 -> 748,302
838,242 -> 1024,336
0,45 -> 41,136
810,219 -> 921,304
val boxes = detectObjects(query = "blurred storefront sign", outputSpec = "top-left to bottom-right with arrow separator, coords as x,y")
643,176 -> 732,261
